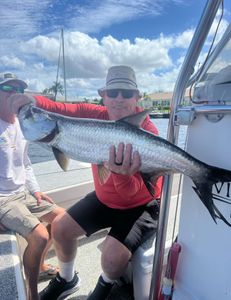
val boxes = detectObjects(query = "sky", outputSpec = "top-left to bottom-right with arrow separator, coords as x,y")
0,0 -> 230,100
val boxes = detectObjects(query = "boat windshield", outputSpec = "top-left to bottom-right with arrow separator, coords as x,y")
193,24 -> 231,103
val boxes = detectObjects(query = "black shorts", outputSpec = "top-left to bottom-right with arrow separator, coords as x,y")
67,191 -> 159,253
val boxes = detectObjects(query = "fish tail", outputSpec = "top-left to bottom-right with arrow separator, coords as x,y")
192,165 -> 231,227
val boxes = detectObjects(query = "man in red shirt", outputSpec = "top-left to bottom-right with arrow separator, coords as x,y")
9,65 -> 162,300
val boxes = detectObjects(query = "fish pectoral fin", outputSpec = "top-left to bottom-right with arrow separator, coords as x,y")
117,109 -> 151,128
52,147 -> 69,171
147,171 -> 166,183
38,126 -> 58,143
141,170 -> 167,197
141,172 -> 160,197
98,165 -> 111,185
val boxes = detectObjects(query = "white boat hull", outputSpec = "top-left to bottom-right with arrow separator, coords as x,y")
173,114 -> 231,300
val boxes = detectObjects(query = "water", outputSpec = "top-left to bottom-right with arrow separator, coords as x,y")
153,118 -> 187,146
28,118 -> 187,164
28,143 -> 54,164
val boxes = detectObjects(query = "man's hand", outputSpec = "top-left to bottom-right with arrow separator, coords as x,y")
33,191 -> 54,206
108,143 -> 141,176
6,94 -> 35,115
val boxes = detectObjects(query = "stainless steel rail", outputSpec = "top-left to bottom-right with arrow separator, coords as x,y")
149,1 -> 223,299
192,105 -> 231,114
174,105 -> 231,125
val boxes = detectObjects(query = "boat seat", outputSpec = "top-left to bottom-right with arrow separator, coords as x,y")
0,231 -> 26,300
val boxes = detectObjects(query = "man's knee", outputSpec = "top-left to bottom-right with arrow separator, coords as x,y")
51,212 -> 84,242
51,213 -> 66,241
101,236 -> 131,278
27,223 -> 49,251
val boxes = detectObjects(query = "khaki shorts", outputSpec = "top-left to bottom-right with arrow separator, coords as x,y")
0,191 -> 57,238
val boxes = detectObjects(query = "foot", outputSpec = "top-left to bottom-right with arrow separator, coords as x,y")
39,272 -> 80,300
87,275 -> 113,300
39,264 -> 59,281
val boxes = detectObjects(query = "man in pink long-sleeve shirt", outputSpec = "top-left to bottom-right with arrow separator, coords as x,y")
9,66 -> 162,300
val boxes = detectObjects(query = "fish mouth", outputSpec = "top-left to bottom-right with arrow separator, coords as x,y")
37,125 -> 58,143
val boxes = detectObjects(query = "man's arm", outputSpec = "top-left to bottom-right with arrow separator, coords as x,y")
7,94 -> 107,119
24,144 -> 53,205
24,148 -> 40,194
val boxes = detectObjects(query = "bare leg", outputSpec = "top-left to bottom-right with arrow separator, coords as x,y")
39,241 -> 60,275
87,236 -> 132,299
39,212 -> 83,300
39,224 -> 52,270
51,212 -> 86,262
39,207 -> 65,271
52,213 -> 131,279
39,225 -> 58,273
24,223 -> 49,300
101,235 -> 132,279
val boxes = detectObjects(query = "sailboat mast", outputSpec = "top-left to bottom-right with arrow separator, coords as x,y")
61,29 -> 67,102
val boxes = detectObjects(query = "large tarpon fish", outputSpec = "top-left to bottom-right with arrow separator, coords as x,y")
18,104 -> 231,227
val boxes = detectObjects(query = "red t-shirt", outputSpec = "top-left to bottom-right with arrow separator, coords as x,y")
34,95 -> 163,209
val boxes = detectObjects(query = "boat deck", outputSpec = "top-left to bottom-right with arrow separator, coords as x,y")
32,159 -> 93,192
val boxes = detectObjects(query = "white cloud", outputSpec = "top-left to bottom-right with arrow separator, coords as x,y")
207,18 -> 229,47
0,0 -> 183,41
17,29 -> 178,95
2,16 -> 229,97
174,29 -> 194,48
20,35 -> 60,62
68,0 -> 165,34
0,0 -> 230,98
0,55 -> 26,69
101,36 -> 172,71
21,30 -> 174,76
137,66 -> 181,93
0,0 -> 52,40
34,63 -> 45,71
27,78 -> 48,93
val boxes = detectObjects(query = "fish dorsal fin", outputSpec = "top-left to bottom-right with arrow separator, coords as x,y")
117,109 -> 151,128
52,147 -> 69,171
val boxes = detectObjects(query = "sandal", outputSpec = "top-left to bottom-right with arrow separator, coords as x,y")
39,264 -> 59,281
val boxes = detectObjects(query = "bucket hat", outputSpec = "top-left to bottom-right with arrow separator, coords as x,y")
98,65 -> 139,97
0,72 -> 27,89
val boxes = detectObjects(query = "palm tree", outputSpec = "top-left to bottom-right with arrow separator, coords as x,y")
42,81 -> 64,101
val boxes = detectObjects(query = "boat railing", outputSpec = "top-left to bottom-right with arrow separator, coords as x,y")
149,1 -> 224,299
175,104 -> 231,126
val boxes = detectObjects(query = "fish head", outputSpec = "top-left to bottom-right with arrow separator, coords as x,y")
18,104 -> 57,142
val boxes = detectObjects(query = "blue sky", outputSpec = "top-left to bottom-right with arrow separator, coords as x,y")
0,0 -> 230,100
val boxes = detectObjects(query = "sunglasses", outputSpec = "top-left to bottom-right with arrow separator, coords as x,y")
106,89 -> 136,99
0,84 -> 24,94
